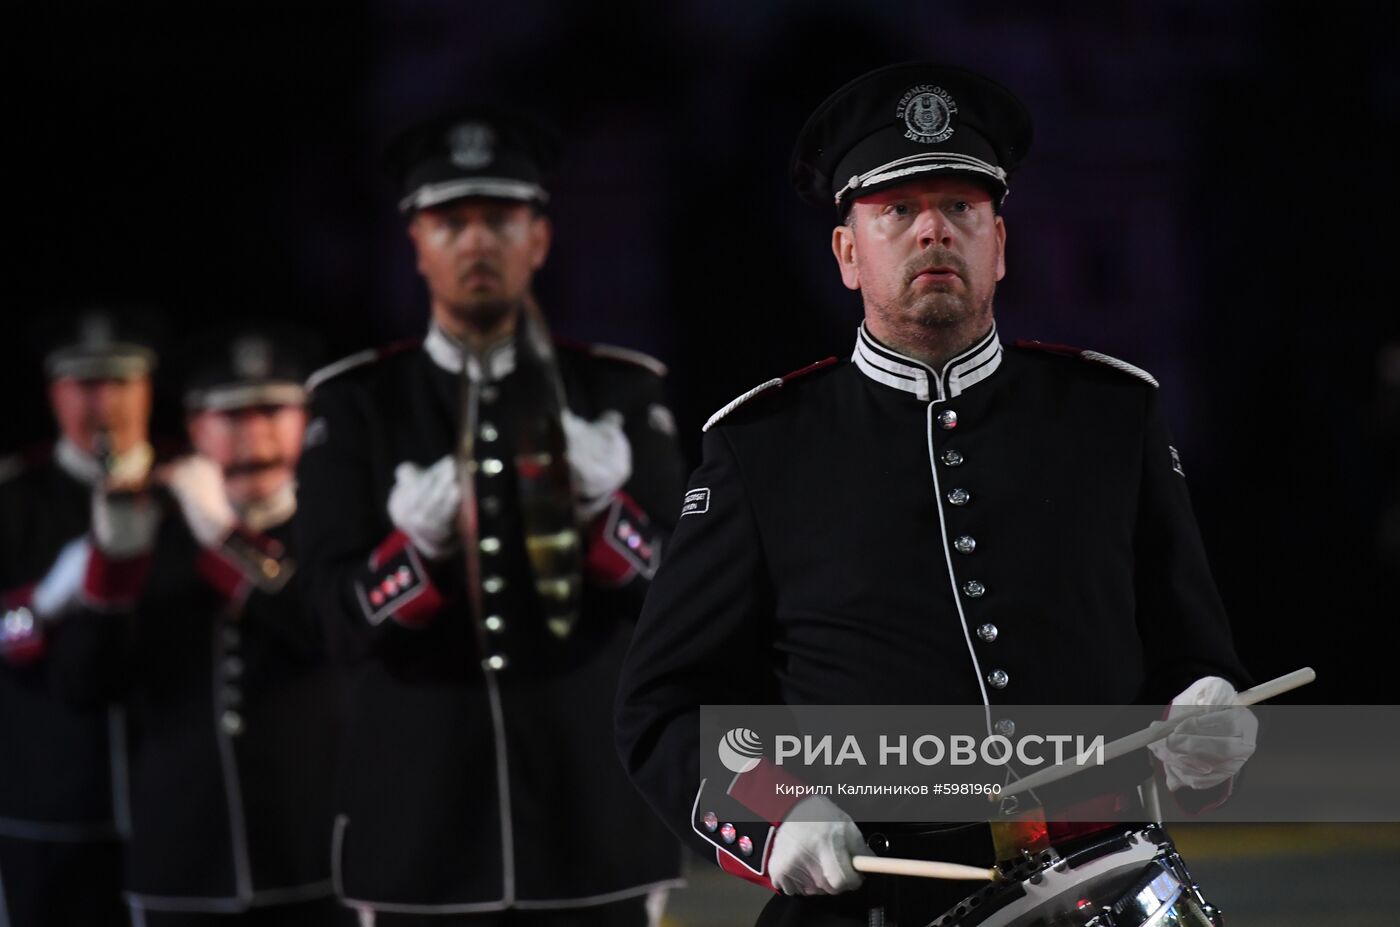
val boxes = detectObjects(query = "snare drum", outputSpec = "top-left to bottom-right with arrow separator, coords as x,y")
925,825 -> 1223,927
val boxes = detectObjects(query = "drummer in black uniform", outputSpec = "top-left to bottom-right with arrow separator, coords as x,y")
1,308 -> 157,927
49,326 -> 348,926
614,63 -> 1258,926
294,107 -> 686,925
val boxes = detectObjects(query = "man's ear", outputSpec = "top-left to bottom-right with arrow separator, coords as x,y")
529,213 -> 553,271
406,215 -> 428,274
995,215 -> 1007,282
831,223 -> 860,291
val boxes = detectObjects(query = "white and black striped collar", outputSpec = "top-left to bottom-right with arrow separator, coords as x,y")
852,322 -> 1003,401
424,323 -> 517,383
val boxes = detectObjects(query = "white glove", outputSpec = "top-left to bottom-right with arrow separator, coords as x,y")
1148,676 -> 1258,792
91,488 -> 160,558
561,409 -> 632,519
31,537 -> 93,619
768,795 -> 869,896
108,442 -> 154,486
388,456 -> 461,561
166,456 -> 237,548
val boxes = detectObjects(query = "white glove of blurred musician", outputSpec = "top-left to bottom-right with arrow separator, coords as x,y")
561,409 -> 632,520
768,795 -> 870,896
30,536 -> 93,619
165,455 -> 237,548
387,456 -> 460,561
1147,675 -> 1258,792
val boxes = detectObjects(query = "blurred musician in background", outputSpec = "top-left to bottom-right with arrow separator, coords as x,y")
48,325 -> 349,926
1,307 -> 157,927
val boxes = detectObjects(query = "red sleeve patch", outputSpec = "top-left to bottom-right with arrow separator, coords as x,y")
82,549 -> 152,610
356,530 -> 445,627
1,585 -> 44,666
197,529 -> 293,603
717,847 -> 777,893
585,490 -> 661,587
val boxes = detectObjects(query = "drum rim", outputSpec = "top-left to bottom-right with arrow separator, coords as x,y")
926,824 -> 1177,927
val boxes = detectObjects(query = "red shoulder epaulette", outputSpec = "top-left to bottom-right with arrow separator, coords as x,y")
379,336 -> 422,358
306,337 -> 422,393
1015,340 -> 1158,387
553,335 -> 669,377
0,442 -> 56,486
703,357 -> 838,432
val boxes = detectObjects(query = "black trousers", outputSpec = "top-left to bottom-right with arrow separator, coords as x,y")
0,834 -> 127,927
362,896 -> 650,927
132,897 -> 355,927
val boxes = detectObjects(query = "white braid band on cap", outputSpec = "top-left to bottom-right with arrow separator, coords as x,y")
45,347 -> 156,380
400,178 -> 549,212
835,153 -> 1007,204
185,382 -> 309,411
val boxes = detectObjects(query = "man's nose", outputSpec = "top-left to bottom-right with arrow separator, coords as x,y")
456,220 -> 497,254
85,381 -> 122,413
916,208 -> 953,249
232,412 -> 276,454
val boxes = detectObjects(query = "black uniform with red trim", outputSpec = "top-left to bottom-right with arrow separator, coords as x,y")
614,323 -> 1251,918
0,441 -> 127,927
48,503 -> 342,916
294,326 -> 686,913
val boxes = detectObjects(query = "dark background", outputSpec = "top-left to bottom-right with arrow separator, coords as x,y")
5,1 -> 1396,701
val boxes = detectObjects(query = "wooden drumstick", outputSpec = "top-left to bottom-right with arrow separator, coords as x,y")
853,855 -> 1000,881
996,667 -> 1316,800
1231,667 -> 1316,705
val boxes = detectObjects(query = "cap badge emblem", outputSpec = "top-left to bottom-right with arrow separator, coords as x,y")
897,84 -> 957,144
78,313 -> 115,347
232,336 -> 273,380
447,122 -> 496,170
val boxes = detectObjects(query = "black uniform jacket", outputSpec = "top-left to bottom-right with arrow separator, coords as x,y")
51,509 -> 340,912
615,323 -> 1250,888
295,327 -> 686,913
0,441 -> 121,841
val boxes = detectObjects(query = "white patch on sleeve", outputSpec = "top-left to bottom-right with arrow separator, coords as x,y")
681,487 -> 711,517
1170,445 -> 1185,477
